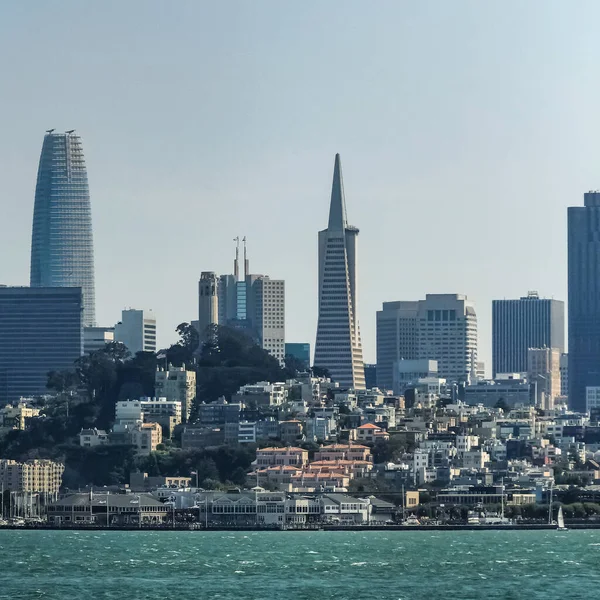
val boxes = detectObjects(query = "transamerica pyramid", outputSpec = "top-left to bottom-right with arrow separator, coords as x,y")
314,154 -> 365,389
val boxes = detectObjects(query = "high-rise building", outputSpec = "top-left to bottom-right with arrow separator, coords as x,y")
314,154 -> 365,389
376,301 -> 419,390
155,365 -> 196,422
285,343 -> 311,370
527,347 -> 561,410
197,271 -> 219,342
30,130 -> 96,326
560,352 -> 568,398
0,287 -> 83,402
83,326 -> 115,354
417,294 -> 478,384
198,239 -> 285,363
568,192 -> 600,411
114,309 -> 156,355
492,292 -> 565,377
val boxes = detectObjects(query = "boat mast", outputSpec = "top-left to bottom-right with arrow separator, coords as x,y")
548,482 -> 553,525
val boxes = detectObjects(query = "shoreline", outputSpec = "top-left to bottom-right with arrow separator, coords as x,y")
1,523 -> 598,532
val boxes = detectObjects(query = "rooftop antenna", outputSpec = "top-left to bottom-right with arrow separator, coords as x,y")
233,237 -> 240,281
46,129 -> 55,134
243,236 -> 248,279
66,129 -> 75,134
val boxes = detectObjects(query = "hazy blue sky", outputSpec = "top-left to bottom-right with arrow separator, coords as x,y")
1,1 -> 599,370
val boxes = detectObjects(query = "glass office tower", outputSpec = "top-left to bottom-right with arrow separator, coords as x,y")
0,287 -> 83,402
30,131 -> 96,326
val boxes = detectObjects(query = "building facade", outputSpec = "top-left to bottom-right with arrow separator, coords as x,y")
83,326 -> 114,354
197,271 -> 219,343
0,459 -> 64,494
568,192 -> 600,411
285,343 -> 311,370
492,292 -> 565,377
376,301 -> 419,390
0,287 -> 83,402
114,309 -> 157,354
314,154 -> 365,389
527,347 -> 561,410
417,294 -> 478,384
30,130 -> 96,326
155,365 -> 196,422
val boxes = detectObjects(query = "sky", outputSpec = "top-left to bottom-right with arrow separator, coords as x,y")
1,1 -> 600,371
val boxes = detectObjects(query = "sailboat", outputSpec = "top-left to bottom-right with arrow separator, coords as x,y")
557,506 -> 567,531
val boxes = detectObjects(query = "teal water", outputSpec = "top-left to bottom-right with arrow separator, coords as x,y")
0,530 -> 598,599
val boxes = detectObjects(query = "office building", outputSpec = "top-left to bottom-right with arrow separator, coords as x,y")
114,309 -> 156,355
314,154 -> 365,389
417,294 -> 478,384
527,347 -> 561,410
492,292 -> 564,377
197,271 -> 219,343
560,353 -> 568,398
285,343 -> 311,370
199,240 -> 285,363
155,365 -> 196,422
464,375 -> 535,408
0,287 -> 83,402
83,326 -> 114,354
393,359 -> 438,394
376,301 -> 419,390
30,130 -> 96,326
568,192 -> 600,410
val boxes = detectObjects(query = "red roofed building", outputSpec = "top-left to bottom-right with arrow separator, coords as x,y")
356,423 -> 389,444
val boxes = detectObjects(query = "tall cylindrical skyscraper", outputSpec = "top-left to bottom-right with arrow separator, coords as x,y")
30,130 -> 96,326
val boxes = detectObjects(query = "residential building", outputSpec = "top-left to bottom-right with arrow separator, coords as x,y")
155,365 -> 196,422
280,420 -> 303,444
492,292 -> 565,376
314,154 -> 365,389
234,381 -> 287,407
197,398 -> 241,425
355,423 -> 389,444
114,309 -> 156,354
83,326 -> 114,354
376,301 -> 419,390
0,287 -> 83,402
249,276 -> 285,364
79,428 -> 109,447
285,343 -> 311,370
527,347 -> 561,410
255,447 -> 309,467
30,130 -> 96,326
197,271 -> 219,343
314,443 -> 372,463
0,401 -> 40,431
393,359 -> 438,394
140,397 -> 182,437
305,417 -> 337,442
130,422 -> 162,456
0,458 -> 64,494
181,425 -> 225,449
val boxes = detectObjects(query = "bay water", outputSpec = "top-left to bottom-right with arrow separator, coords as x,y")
0,529 -> 598,599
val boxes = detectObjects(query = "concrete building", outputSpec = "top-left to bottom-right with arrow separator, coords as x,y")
83,326 -> 114,354
249,276 -> 285,365
376,301 -> 419,390
155,365 -> 196,422
464,375 -> 535,408
114,309 -> 156,354
492,292 -> 565,376
0,459 -> 64,494
417,294 -> 478,384
392,359 -> 438,394
527,347 -> 561,410
314,154 -> 366,390
140,397 -> 182,437
130,422 -> 162,456
255,447 -> 309,467
234,381 -> 287,407
197,271 -> 219,343
197,398 -> 241,425
0,287 -> 83,402
569,192 -> 600,411
79,428 -> 109,447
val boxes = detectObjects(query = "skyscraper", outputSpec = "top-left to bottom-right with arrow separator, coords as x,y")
492,292 -> 565,377
0,287 -> 83,402
314,154 -> 365,389
568,191 -> 600,411
114,309 -> 157,355
30,131 -> 96,326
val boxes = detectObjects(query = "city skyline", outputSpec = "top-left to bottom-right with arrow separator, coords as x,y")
3,2 -> 600,368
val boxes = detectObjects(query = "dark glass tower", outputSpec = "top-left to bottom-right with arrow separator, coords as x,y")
568,192 -> 600,411
30,130 -> 96,326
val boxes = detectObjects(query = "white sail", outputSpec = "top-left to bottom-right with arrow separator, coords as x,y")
557,506 -> 565,529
